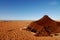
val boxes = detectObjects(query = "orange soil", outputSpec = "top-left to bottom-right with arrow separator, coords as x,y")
0,20 -> 60,40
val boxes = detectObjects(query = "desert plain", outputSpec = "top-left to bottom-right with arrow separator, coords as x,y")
0,20 -> 60,40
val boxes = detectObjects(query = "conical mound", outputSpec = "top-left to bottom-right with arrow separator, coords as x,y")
26,15 -> 59,36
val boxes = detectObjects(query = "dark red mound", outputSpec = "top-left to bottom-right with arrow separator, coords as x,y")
27,15 -> 60,36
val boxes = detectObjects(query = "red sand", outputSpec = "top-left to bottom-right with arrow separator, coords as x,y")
0,20 -> 60,40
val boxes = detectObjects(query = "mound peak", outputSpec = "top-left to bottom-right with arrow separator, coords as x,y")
43,15 -> 49,18
42,15 -> 50,19
36,15 -> 55,25
38,15 -> 53,21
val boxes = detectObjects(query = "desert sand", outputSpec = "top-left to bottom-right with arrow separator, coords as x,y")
0,20 -> 60,40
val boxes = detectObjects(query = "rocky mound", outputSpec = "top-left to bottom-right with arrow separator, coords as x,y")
26,15 -> 60,36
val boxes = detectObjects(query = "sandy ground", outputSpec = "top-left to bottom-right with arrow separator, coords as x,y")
0,20 -> 60,40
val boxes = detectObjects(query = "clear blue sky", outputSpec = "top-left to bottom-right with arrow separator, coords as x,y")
0,0 -> 60,20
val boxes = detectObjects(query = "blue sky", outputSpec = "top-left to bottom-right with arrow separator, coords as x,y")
0,0 -> 60,20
